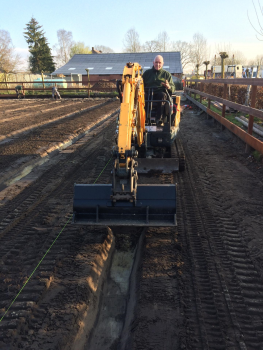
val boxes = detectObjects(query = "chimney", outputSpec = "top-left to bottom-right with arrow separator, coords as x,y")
92,47 -> 102,54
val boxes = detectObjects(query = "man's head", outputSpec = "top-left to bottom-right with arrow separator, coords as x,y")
153,55 -> 164,71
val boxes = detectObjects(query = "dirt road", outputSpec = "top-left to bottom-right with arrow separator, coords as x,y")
0,98 -> 263,349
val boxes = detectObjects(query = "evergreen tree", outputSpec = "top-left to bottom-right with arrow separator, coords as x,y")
24,17 -> 55,73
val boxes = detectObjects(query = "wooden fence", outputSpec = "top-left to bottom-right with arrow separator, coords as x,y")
184,78 -> 263,154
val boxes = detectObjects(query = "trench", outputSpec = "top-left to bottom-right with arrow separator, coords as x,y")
84,229 -> 145,350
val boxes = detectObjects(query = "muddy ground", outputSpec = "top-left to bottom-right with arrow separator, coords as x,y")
0,98 -> 263,349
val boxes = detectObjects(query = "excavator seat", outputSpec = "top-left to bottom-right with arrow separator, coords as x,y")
144,88 -> 172,124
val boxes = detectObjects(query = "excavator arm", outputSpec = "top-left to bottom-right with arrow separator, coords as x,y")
73,63 -> 177,226
111,62 -> 145,203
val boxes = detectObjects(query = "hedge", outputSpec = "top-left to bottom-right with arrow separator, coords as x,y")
193,83 -> 263,110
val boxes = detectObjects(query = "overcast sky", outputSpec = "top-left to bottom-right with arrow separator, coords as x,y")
1,0 -> 262,67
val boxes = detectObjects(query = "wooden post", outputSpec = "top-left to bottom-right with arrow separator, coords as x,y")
247,85 -> 257,134
208,83 -> 211,109
245,85 -> 257,153
245,85 -> 251,106
41,70 -> 45,90
222,83 -> 227,118
86,68 -> 90,97
200,83 -> 202,104
4,73 -> 9,94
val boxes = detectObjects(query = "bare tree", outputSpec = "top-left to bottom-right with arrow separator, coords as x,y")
141,40 -> 159,52
191,33 -> 208,70
170,40 -> 193,69
53,29 -> 74,67
123,28 -> 141,52
248,0 -> 263,40
0,30 -> 21,73
156,31 -> 170,51
212,44 -> 247,65
70,42 -> 91,57
228,51 -> 247,65
94,45 -> 114,53
248,54 -> 263,65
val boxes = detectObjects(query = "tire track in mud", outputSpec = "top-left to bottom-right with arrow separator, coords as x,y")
0,98 -> 114,142
177,117 -> 263,349
0,112 -> 117,347
127,129 -> 263,349
2,103 -> 263,348
0,99 -> 84,116
124,172 -> 182,350
0,100 -> 119,187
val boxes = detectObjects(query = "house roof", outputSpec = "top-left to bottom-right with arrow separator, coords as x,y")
51,52 -> 182,76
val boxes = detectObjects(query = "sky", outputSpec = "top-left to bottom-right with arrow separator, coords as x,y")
0,0 -> 262,70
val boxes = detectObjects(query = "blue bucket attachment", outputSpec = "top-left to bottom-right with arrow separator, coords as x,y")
73,184 -> 176,227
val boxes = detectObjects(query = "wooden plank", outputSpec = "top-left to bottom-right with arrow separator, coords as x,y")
188,78 -> 263,86
185,87 -> 263,120
207,108 -> 263,154
185,94 -> 207,111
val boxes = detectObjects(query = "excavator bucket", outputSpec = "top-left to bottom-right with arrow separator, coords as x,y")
73,184 -> 176,227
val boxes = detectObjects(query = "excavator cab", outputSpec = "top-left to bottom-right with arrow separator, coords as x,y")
73,63 -> 180,227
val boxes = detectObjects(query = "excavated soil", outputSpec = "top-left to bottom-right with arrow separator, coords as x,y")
0,98 -> 263,349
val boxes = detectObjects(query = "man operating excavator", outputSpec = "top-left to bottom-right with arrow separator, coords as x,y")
143,55 -> 175,125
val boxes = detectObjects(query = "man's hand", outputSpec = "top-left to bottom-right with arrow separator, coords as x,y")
161,79 -> 170,89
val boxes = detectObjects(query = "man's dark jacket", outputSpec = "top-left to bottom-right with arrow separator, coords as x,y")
142,67 -> 175,95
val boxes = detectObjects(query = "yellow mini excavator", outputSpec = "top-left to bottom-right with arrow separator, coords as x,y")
73,62 -> 184,226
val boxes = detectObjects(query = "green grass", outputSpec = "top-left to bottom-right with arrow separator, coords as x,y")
189,94 -> 247,128
252,150 -> 263,162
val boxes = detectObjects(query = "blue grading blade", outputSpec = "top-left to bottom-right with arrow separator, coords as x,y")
73,184 -> 177,227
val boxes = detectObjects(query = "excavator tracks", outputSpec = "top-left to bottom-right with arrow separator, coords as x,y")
170,137 -> 185,171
